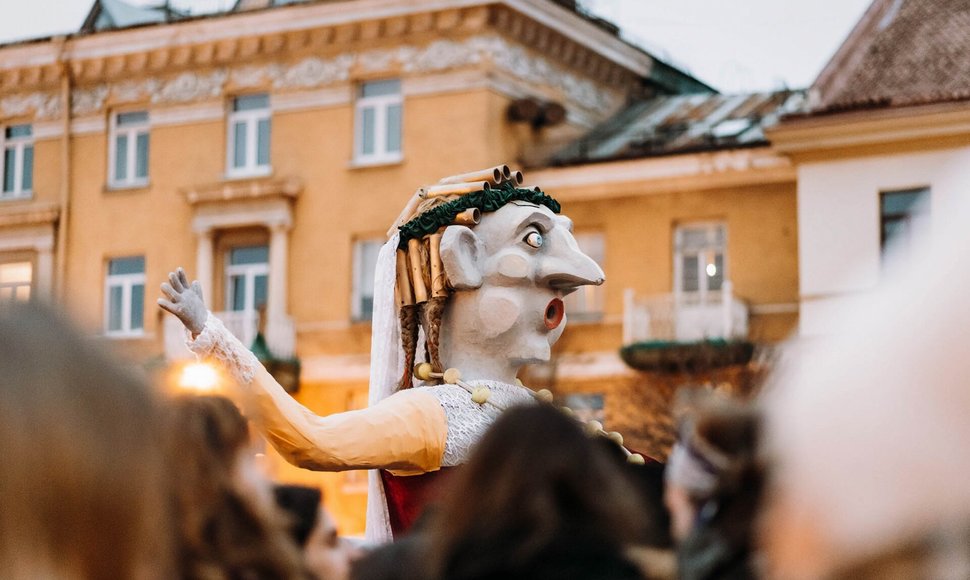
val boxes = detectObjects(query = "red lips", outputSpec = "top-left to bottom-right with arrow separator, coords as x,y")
544,298 -> 565,330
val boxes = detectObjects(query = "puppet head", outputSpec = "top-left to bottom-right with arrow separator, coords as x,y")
393,166 -> 604,388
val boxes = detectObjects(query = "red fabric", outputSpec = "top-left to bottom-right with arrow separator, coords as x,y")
381,468 -> 456,536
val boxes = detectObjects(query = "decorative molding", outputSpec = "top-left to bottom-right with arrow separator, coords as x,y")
0,202 -> 59,227
190,196 -> 296,234
111,78 -> 160,103
154,70 -> 228,104
6,33 -> 620,126
183,175 -> 303,205
72,85 -> 108,116
275,54 -> 353,89
0,91 -> 61,121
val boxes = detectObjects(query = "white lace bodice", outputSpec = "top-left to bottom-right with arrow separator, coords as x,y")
419,380 -> 536,466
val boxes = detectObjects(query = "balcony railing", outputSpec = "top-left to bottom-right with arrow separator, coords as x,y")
164,309 -> 296,361
622,281 -> 748,345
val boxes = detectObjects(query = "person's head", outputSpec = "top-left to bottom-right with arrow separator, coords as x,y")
0,301 -> 171,579
428,404 -> 650,579
664,393 -> 761,542
394,175 -> 604,387
166,395 -> 303,579
274,484 -> 361,580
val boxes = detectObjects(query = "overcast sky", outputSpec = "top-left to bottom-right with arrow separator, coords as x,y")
0,0 -> 872,92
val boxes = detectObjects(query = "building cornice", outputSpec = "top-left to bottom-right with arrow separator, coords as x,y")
3,32 -> 623,131
767,100 -> 970,155
0,1 -> 639,101
530,147 -> 794,202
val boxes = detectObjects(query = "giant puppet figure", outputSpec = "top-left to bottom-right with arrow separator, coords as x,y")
160,166 -> 636,540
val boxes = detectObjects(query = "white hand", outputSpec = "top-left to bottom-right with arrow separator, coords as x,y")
157,267 -> 208,336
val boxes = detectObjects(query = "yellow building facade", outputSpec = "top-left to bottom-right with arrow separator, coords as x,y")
0,0 -> 798,533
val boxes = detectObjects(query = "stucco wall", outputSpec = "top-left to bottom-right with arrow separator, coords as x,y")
797,146 -> 970,336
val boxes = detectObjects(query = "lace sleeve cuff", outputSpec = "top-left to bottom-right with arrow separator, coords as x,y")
185,311 -> 260,384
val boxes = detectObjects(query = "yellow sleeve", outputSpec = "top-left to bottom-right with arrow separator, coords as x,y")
187,312 -> 446,474
247,365 -> 447,475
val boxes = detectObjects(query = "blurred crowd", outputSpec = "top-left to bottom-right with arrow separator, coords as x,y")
3,246 -> 970,580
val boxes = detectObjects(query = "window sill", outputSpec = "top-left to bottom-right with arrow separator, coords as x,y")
0,192 -> 33,202
348,155 -> 403,170
104,181 -> 150,193
224,167 -> 273,181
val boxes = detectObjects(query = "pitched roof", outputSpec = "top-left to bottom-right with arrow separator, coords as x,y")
811,0 -> 970,114
550,90 -> 806,166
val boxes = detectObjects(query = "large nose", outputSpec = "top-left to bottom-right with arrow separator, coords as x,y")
537,230 -> 605,292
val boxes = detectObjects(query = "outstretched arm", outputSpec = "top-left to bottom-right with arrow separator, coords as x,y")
158,268 -> 447,474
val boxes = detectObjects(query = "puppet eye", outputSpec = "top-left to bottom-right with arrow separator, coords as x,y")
524,231 -> 544,249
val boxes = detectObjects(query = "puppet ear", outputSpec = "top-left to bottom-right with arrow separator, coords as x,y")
440,225 -> 484,290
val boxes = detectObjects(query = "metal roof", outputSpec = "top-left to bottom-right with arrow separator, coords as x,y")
551,90 -> 806,166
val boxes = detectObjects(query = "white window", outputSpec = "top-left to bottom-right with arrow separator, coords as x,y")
565,232 -> 605,321
354,79 -> 402,165
674,223 -> 726,300
225,245 -> 269,313
109,111 -> 149,188
2,124 -> 33,198
352,239 -> 383,321
227,94 -> 271,177
105,256 -> 145,336
0,261 -> 31,302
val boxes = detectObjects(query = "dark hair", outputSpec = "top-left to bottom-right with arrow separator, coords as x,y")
0,301 -> 172,578
427,404 -> 650,580
273,485 -> 322,547
166,395 -> 305,579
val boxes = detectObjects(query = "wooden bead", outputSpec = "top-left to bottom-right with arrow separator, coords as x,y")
443,368 -> 461,384
607,431 -> 624,446
627,453 -> 646,465
471,386 -> 491,405
536,388 -> 553,403
559,406 -> 575,417
585,420 -> 604,436
414,362 -> 433,381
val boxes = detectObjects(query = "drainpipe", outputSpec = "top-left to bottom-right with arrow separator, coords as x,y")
55,37 -> 71,301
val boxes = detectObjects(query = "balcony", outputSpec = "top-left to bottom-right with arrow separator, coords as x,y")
164,310 -> 296,361
620,282 -> 752,372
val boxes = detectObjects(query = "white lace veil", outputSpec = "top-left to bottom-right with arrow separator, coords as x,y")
364,232 -> 403,543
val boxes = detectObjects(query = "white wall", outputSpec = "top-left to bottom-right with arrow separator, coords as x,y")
798,146 -> 970,336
